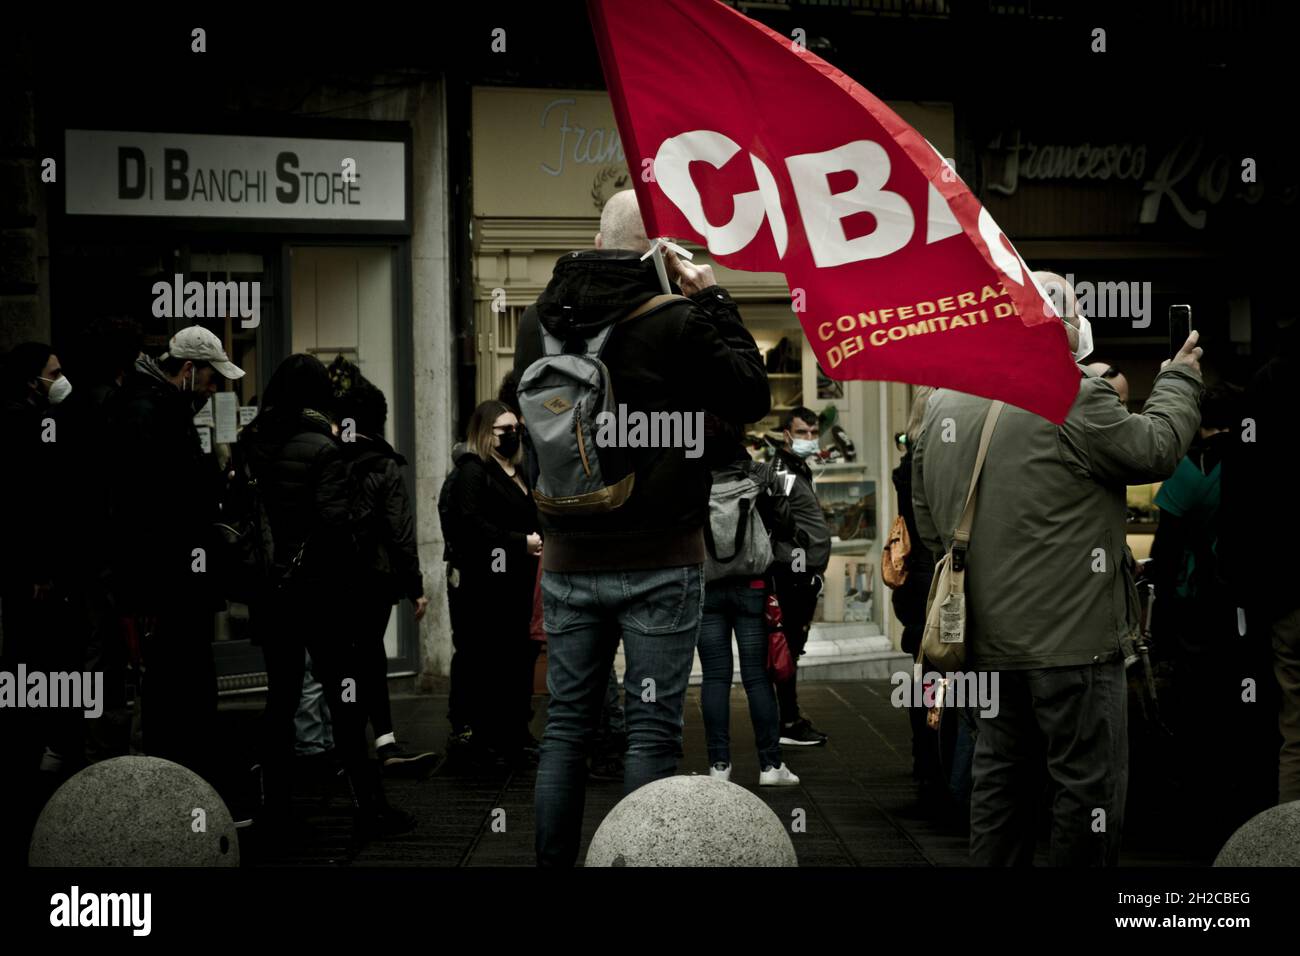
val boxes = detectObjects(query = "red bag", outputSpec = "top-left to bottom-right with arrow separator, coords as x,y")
764,590 -> 796,683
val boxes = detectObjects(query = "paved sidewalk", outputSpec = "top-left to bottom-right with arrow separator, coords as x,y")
220,679 -> 1201,867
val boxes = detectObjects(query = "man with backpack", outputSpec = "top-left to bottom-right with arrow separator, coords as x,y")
513,189 -> 770,867
770,406 -> 833,746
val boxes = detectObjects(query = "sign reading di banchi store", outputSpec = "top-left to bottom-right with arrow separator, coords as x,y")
64,130 -> 406,221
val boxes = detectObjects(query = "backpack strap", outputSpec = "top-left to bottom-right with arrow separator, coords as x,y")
950,400 -> 1004,572
539,294 -> 690,358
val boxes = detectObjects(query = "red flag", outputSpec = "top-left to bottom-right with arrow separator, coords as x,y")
588,0 -> 1080,423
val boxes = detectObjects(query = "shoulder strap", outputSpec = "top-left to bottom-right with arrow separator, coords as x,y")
538,294 -> 690,358
951,401 -> 1004,562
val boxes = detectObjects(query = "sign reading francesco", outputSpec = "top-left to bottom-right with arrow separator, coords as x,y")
588,0 -> 1080,423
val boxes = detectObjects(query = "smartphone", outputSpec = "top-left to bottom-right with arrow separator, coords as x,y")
1169,304 -> 1192,358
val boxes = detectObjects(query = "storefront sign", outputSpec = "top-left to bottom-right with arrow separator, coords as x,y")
473,88 -> 952,220
64,130 -> 407,222
985,129 -> 1290,230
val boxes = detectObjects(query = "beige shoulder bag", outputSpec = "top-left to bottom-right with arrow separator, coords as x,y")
916,400 -> 1004,677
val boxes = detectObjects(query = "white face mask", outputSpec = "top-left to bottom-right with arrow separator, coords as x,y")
791,438 -> 820,459
1071,314 -> 1094,362
41,376 -> 72,405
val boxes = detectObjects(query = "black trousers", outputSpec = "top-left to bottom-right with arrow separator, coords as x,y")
258,586 -> 379,816
140,607 -> 217,780
771,571 -> 822,726
447,572 -> 537,749
355,598 -> 395,740
970,659 -> 1128,866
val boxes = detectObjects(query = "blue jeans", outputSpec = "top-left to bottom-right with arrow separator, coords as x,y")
294,651 -> 334,756
697,579 -> 782,769
535,564 -> 704,867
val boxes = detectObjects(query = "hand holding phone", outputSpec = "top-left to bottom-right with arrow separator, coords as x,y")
1162,328 -> 1202,375
1168,304 -> 1192,359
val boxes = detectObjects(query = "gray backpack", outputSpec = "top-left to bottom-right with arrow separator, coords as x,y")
703,465 -> 774,583
518,293 -> 685,516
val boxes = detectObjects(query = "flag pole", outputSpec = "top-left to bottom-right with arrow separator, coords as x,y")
651,240 -> 672,294
644,237 -> 691,294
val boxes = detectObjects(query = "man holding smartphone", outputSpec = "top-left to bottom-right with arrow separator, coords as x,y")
912,273 -> 1204,866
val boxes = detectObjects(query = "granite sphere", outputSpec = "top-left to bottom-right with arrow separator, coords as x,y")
586,775 -> 798,867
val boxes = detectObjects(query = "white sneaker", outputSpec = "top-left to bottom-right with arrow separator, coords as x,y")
759,763 -> 800,786
709,762 -> 732,782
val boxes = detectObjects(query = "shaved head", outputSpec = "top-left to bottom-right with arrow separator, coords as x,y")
595,189 -> 651,253
1033,270 -> 1080,354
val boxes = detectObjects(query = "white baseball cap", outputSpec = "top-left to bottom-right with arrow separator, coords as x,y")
161,325 -> 245,380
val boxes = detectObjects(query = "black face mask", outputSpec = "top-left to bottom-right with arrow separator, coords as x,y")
496,431 -> 520,460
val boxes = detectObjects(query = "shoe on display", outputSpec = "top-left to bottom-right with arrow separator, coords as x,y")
759,763 -> 801,786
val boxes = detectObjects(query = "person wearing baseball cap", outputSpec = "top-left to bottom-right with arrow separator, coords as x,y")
99,325 -> 246,811
159,325 -> 244,411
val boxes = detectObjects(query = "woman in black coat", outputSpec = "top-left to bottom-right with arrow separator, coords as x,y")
329,361 -> 436,775
239,354 -> 412,843
445,399 -> 542,760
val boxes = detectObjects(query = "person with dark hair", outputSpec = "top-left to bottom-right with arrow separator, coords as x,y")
240,353 -> 414,846
698,414 -> 798,785
770,405 -> 833,746
1221,319 -> 1300,809
100,326 -> 243,788
443,399 -> 542,764
497,369 -> 520,415
1152,381 -> 1273,855
328,357 -> 436,776
0,342 -> 70,860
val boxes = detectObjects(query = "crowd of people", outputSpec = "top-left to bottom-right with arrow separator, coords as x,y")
1,187 -> 1296,867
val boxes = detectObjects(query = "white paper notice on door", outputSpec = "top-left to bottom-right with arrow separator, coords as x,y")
197,426 -> 212,454
193,398 -> 214,428
214,392 -> 238,444
238,406 -> 258,426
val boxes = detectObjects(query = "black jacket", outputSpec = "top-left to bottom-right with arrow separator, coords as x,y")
1221,341 -> 1299,618
771,447 -> 832,576
0,396 -> 58,593
890,449 -> 936,639
238,408 -> 354,588
512,249 -> 769,572
102,358 -> 223,614
448,452 -> 540,625
345,435 -> 422,604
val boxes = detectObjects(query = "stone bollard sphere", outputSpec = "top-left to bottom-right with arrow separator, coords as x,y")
585,775 -> 797,867
29,756 -> 240,867
1213,800 -> 1300,867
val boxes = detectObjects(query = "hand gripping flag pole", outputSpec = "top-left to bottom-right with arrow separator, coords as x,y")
640,237 -> 693,294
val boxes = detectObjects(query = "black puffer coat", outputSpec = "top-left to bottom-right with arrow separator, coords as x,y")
344,434 -> 422,604
238,407 -> 355,587
102,358 -> 223,614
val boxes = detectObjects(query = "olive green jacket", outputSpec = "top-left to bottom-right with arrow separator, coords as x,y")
913,364 -> 1203,670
